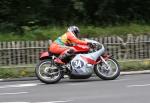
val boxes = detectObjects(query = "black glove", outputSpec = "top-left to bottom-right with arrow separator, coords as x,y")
87,42 -> 97,49
87,42 -> 94,48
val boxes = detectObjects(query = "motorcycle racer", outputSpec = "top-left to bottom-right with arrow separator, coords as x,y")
49,26 -> 89,64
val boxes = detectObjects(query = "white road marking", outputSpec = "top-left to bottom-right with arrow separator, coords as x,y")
1,102 -> 29,103
0,83 -> 43,89
0,92 -> 28,96
0,79 -> 3,81
1,100 -> 71,103
68,83 -> 85,86
127,83 -> 150,87
47,100 -> 72,103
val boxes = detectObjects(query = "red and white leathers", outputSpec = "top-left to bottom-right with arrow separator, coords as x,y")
49,31 -> 87,64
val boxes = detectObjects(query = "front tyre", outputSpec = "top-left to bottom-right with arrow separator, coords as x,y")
94,58 -> 120,80
35,60 -> 63,84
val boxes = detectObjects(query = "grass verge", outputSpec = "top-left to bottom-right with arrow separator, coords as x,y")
0,68 -> 35,79
119,60 -> 150,71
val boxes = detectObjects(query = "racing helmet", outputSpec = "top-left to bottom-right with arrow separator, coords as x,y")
67,26 -> 80,37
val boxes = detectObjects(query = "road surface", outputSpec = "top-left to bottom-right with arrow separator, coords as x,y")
0,74 -> 150,103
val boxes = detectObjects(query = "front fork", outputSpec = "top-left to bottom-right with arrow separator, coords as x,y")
100,56 -> 111,71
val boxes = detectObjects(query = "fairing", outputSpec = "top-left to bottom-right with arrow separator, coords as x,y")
70,45 -> 105,76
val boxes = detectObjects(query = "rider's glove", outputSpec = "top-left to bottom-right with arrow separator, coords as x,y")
87,42 -> 93,48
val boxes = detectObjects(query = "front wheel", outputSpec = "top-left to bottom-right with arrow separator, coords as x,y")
35,60 -> 63,84
94,58 -> 120,80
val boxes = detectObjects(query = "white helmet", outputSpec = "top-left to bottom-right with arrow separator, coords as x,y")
67,26 -> 80,37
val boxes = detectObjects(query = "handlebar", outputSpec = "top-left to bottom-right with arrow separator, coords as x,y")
85,39 -> 104,50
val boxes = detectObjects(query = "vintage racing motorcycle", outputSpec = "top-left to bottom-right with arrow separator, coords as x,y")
35,39 -> 120,84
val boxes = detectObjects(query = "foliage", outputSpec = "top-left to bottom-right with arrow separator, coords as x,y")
0,0 -> 150,32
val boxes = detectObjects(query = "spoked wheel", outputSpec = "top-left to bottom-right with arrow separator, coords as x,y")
35,60 -> 63,84
94,58 -> 120,80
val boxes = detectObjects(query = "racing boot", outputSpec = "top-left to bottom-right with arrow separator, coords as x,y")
54,49 -> 75,64
54,55 -> 66,64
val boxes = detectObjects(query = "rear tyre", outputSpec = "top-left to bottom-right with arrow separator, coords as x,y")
35,60 -> 63,84
94,58 -> 120,80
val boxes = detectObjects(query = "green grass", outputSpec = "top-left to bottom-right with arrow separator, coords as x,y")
119,60 -> 150,71
0,23 -> 150,41
0,68 -> 35,78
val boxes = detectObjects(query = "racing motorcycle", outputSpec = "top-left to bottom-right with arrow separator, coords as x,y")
35,39 -> 120,84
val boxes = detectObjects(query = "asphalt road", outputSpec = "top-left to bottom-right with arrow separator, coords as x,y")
0,74 -> 150,103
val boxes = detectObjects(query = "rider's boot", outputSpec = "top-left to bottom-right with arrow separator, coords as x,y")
54,55 -> 66,64
54,49 -> 75,64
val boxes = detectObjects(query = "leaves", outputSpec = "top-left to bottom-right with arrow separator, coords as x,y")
0,0 -> 150,32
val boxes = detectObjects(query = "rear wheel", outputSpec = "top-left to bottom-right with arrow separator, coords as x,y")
94,58 -> 120,80
35,60 -> 63,84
